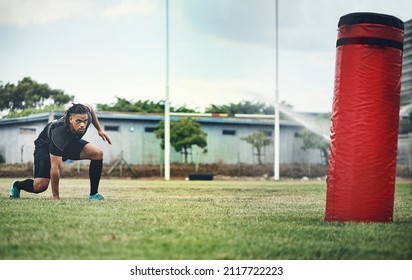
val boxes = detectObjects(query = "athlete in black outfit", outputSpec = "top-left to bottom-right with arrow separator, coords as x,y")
10,103 -> 111,200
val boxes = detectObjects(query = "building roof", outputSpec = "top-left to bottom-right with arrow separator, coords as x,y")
0,112 -> 49,126
0,110 -> 302,128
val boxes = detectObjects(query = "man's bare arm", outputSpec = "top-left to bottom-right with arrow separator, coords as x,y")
84,104 -> 112,145
50,154 -> 63,200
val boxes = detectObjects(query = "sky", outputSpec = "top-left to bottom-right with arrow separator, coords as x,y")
1,0 -> 411,113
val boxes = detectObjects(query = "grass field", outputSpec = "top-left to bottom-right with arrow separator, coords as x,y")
0,178 -> 411,260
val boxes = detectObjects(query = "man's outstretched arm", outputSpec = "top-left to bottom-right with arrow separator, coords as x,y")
84,104 -> 112,145
50,154 -> 62,200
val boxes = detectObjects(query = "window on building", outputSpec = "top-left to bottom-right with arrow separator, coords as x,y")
19,127 -> 36,134
145,127 -> 156,133
222,129 -> 236,136
105,125 -> 119,132
263,131 -> 272,137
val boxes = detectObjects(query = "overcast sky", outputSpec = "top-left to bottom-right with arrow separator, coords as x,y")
1,0 -> 411,113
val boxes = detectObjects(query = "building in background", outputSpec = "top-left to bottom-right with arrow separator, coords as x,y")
0,111 -> 322,167
401,18 -> 412,107
398,19 -> 412,173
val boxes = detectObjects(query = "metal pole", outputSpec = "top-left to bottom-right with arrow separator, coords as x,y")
164,0 -> 171,180
274,0 -> 280,180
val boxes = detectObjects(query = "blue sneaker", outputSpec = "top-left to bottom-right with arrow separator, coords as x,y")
10,180 -> 20,198
89,193 -> 104,200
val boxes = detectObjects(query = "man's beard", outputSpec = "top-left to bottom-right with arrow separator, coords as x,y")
75,129 -> 85,136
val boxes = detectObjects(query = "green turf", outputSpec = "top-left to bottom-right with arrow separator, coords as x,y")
0,178 -> 411,260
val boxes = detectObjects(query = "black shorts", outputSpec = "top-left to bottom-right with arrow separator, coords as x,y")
34,139 -> 89,178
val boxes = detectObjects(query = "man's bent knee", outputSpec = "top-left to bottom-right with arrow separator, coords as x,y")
34,178 -> 49,193
89,148 -> 103,160
95,149 -> 103,160
81,145 -> 103,160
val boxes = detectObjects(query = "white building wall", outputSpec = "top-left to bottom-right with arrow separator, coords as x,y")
0,112 -> 324,166
0,121 -> 45,164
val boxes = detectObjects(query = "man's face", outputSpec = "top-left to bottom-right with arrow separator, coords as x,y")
69,113 -> 88,135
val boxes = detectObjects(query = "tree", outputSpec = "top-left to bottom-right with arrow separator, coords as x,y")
241,131 -> 273,164
205,100 -> 297,120
205,100 -> 274,115
0,77 -> 73,117
97,97 -> 197,113
155,118 -> 207,163
296,129 -> 329,165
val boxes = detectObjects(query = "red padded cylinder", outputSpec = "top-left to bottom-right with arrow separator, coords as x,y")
325,13 -> 404,222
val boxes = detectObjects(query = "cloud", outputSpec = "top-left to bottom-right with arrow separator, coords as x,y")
0,0 -> 159,27
175,0 -> 343,52
177,0 -> 276,49
170,78 -> 276,111
0,0 -> 94,26
100,0 -> 158,19
177,0 -> 412,52
279,0 -> 412,51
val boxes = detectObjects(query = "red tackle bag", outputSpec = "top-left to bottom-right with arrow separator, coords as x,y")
325,13 -> 404,222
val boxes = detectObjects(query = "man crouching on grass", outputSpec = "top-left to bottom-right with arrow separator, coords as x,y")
10,103 -> 111,200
